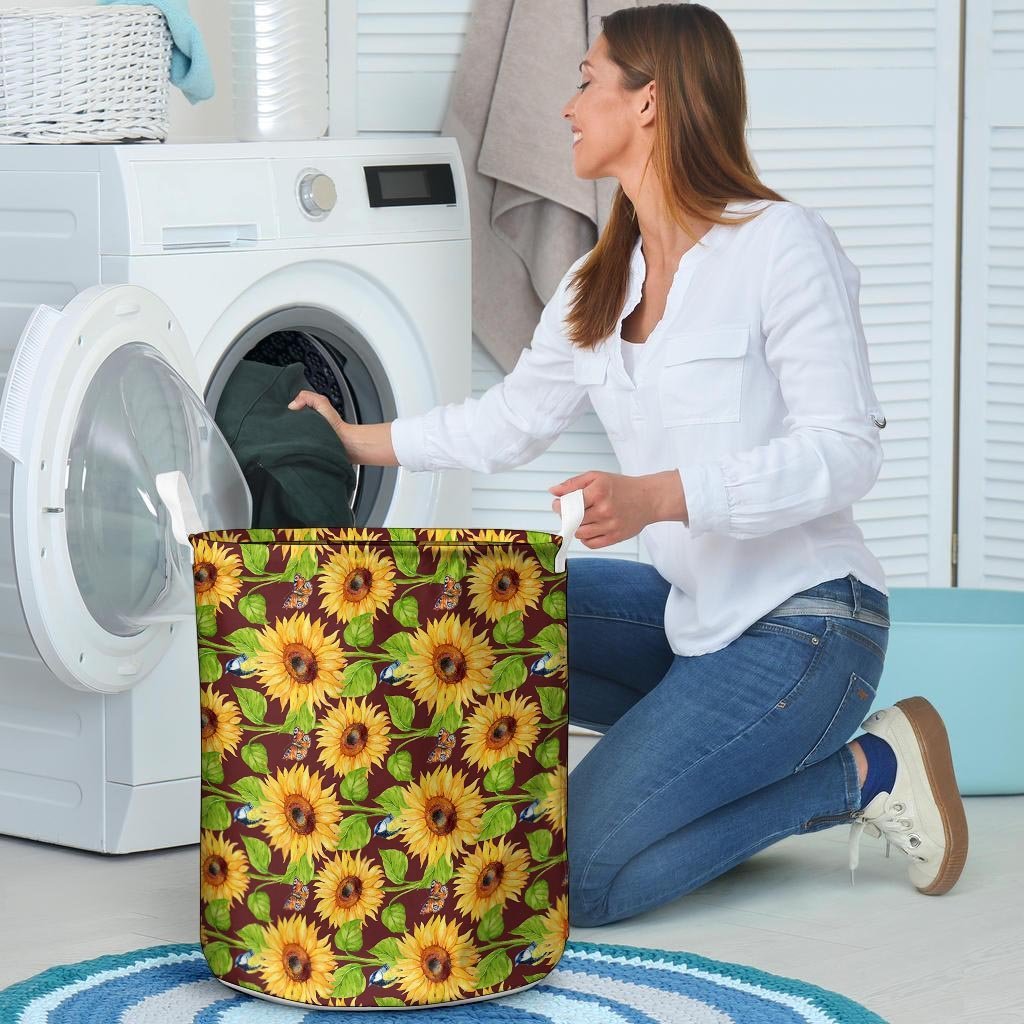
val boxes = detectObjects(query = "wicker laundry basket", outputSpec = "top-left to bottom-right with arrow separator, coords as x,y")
186,492 -> 585,1008
0,5 -> 172,143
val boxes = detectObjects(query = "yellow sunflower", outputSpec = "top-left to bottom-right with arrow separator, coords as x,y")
403,613 -> 495,716
192,539 -> 243,612
199,831 -> 250,906
534,895 -> 569,967
452,837 -> 530,922
258,764 -> 342,864
388,916 -> 479,1005
538,764 -> 567,838
462,693 -> 541,771
313,852 -> 387,928
420,528 -> 475,560
466,547 -> 544,624
319,545 -> 397,624
317,698 -> 392,778
278,528 -> 383,567
200,686 -> 243,757
397,765 -> 486,868
251,613 -> 347,714
250,914 -> 336,1004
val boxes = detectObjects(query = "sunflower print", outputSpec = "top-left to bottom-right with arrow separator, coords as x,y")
389,916 -> 479,1005
199,831 -> 250,906
200,686 -> 242,757
466,547 -> 544,624
192,539 -> 243,612
257,763 -> 342,864
316,697 -> 392,777
250,914 -> 336,1003
192,526 -> 568,1009
462,693 -> 542,771
396,764 -> 487,869
402,613 -> 495,717
452,837 -> 531,921
313,852 -> 387,928
318,544 -> 397,624
250,612 -> 347,715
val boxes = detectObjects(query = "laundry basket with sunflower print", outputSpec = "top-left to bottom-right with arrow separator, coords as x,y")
187,489 -> 585,1009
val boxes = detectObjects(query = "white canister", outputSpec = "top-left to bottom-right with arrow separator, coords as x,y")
231,0 -> 328,141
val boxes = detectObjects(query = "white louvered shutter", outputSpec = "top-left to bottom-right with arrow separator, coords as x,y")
957,0 -> 1024,589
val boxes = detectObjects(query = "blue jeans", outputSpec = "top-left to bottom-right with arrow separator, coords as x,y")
566,561 -> 890,929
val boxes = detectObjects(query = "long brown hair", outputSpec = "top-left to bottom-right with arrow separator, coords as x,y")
565,3 -> 786,349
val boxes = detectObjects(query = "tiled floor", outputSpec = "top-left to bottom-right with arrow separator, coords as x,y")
1,741 -> 1020,1023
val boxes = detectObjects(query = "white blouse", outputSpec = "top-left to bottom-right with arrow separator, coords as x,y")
389,199 -> 889,656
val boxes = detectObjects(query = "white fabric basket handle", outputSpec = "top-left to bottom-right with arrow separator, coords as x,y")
156,470 -> 204,548
554,488 -> 585,573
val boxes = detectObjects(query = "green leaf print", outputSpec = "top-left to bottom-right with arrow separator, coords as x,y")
334,920 -> 363,953
237,924 -> 266,953
240,741 -> 269,775
477,803 -> 517,842
234,687 -> 267,725
341,660 -> 375,697
203,942 -> 232,977
483,757 -> 515,794
477,906 -> 504,943
385,694 -> 415,732
204,899 -> 231,932
200,751 -> 223,784
391,542 -> 419,577
535,737 -> 559,769
537,687 -> 566,721
198,650 -> 221,684
380,633 -> 413,661
386,749 -> 412,782
392,594 -> 419,628
248,529 -> 275,543
527,532 -> 557,572
433,549 -> 466,582
493,610 -> 524,646
527,829 -> 553,862
343,613 -> 374,648
489,656 -> 527,693
534,623 -> 566,654
424,855 -> 454,886
200,796 -> 231,831
242,836 -> 271,874
241,545 -> 270,574
373,785 -> 407,818
431,702 -> 464,735
237,594 -> 268,625
296,548 -> 318,580
512,916 -> 549,943
368,937 -> 401,964
381,903 -> 407,934
332,963 -> 367,999
475,950 -> 513,990
542,589 -> 566,620
196,604 -> 217,638
247,890 -> 271,922
524,879 -> 550,910
336,814 -> 372,851
233,777 -> 264,805
226,627 -> 264,658
379,848 -> 408,884
283,703 -> 315,734
340,767 -> 369,802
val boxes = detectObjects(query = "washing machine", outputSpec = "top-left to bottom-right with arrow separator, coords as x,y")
0,139 -> 472,853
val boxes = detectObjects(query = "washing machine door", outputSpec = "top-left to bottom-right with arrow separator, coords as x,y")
0,285 -> 251,694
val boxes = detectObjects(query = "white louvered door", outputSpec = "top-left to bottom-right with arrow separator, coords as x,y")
957,0 -> 1024,588
331,1 -> 1005,585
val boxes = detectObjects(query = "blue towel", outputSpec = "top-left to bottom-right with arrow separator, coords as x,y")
98,0 -> 214,104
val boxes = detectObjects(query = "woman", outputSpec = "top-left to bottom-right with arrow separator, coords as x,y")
289,3 -> 968,928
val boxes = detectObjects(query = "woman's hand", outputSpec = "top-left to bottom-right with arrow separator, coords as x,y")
288,389 -> 347,442
548,469 -> 688,547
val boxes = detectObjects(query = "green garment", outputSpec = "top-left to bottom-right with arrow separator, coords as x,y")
214,360 -> 356,529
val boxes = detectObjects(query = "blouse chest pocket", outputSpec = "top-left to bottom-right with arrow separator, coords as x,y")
658,325 -> 750,427
572,345 -> 625,439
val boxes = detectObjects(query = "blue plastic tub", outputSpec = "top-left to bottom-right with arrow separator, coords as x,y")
874,587 -> 1024,795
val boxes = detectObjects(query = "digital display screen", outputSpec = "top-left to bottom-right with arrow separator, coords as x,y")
379,168 -> 431,201
364,163 -> 457,208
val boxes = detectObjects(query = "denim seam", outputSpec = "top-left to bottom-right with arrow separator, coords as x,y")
767,598 -> 890,627
570,612 -> 666,629
575,628 -> 830,896
830,621 -> 887,662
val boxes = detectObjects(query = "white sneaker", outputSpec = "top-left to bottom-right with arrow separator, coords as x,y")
847,697 -> 969,895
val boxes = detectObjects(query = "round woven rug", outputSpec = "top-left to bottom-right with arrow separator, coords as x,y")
1,940 -> 886,1022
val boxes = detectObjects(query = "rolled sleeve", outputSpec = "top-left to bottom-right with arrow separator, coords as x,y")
391,258 -> 593,475
679,206 -> 884,540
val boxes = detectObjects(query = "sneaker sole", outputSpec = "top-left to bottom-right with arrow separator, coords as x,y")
894,696 -> 969,895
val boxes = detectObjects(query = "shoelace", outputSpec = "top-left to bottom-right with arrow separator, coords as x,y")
847,799 -> 927,885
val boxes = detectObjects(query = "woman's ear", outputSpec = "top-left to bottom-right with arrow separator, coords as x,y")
638,81 -> 656,126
